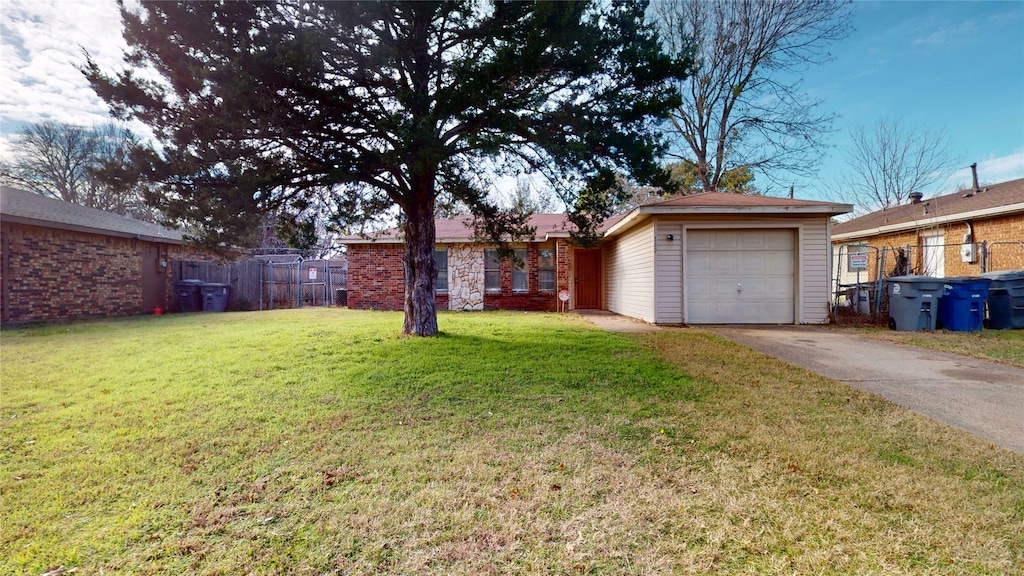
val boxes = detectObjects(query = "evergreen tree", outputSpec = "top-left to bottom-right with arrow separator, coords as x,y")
85,0 -> 688,335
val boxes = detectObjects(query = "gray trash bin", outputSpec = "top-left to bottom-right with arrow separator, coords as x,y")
200,283 -> 231,312
174,279 -> 205,313
980,270 -> 1024,329
885,275 -> 944,331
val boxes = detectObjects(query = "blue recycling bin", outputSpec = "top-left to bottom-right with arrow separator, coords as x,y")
980,270 -> 1024,329
886,276 -> 944,331
937,277 -> 992,332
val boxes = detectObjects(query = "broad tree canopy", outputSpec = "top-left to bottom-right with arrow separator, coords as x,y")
86,0 -> 689,335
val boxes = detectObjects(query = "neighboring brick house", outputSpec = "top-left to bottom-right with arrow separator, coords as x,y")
342,193 -> 850,324
832,178 -> 1024,284
1,186 -> 212,324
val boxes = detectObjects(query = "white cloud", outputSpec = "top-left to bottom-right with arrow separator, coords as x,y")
0,0 -> 137,138
945,150 -> 1024,188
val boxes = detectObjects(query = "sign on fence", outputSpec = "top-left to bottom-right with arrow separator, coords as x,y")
308,267 -> 318,280
849,254 -> 869,271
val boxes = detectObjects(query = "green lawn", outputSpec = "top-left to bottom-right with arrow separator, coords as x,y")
851,327 -> 1024,368
2,310 -> 1022,575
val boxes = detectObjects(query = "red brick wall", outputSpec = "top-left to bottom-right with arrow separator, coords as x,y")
0,221 -> 209,324
346,243 -> 406,310
346,239 -> 576,312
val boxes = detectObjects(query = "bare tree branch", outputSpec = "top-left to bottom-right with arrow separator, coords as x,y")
652,0 -> 852,192
842,116 -> 959,209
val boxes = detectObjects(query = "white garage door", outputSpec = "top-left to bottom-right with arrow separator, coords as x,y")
686,229 -> 795,324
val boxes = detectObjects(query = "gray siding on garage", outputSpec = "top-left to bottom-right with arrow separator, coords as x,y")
645,216 -> 833,325
800,219 -> 831,324
604,219 -> 655,323
654,221 -> 684,324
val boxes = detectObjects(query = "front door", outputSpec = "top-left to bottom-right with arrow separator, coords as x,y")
574,248 -> 602,309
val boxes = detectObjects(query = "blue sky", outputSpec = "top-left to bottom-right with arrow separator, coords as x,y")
798,0 -> 1024,200
1,0 -> 1022,208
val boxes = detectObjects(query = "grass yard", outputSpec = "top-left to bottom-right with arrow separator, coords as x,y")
2,310 -> 1022,575
851,327 -> 1024,368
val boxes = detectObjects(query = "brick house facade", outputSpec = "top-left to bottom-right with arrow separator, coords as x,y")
343,193 -> 849,324
832,178 -> 1024,284
1,186 -> 214,324
344,215 -> 583,312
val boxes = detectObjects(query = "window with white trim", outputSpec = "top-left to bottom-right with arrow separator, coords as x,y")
484,249 -> 501,291
512,248 -> 528,292
435,248 -> 448,292
538,248 -> 555,291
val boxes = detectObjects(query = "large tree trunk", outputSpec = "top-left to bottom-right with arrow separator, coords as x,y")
401,189 -> 439,337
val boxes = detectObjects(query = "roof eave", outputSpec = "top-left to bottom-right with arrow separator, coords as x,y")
2,214 -> 185,244
341,232 -> 574,245
832,202 -> 1024,241
604,203 -> 852,238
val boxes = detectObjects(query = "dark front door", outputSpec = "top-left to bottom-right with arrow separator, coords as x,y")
574,248 -> 601,309
140,243 -> 165,312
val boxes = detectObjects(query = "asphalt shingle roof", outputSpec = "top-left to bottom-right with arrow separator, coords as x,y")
832,178 -> 1024,237
0,185 -> 184,243
342,213 -> 622,243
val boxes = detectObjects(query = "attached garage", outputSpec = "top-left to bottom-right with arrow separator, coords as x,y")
603,192 -> 851,325
686,229 -> 795,324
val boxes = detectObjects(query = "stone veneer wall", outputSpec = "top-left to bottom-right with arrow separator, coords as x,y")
446,243 -> 484,311
0,221 -> 212,324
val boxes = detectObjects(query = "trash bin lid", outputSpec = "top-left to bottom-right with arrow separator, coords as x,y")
979,270 -> 1024,281
887,275 -> 940,283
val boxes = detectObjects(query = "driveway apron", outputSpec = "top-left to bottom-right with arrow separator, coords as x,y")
706,326 -> 1024,455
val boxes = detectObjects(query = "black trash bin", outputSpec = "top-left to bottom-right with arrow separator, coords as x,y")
980,270 -> 1024,329
200,283 -> 231,312
174,279 -> 205,313
885,275 -> 944,331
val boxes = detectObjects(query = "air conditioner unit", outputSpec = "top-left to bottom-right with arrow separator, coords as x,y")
960,243 -> 978,264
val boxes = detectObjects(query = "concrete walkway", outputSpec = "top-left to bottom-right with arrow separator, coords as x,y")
708,326 -> 1024,455
576,312 -> 1024,455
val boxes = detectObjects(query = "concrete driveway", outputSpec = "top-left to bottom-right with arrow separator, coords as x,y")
707,326 -> 1024,455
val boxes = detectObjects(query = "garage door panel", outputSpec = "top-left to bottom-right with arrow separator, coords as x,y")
686,229 -> 795,324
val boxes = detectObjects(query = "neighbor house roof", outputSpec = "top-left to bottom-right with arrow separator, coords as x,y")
0,185 -> 184,243
340,191 -> 851,245
832,178 -> 1024,241
340,213 -> 625,244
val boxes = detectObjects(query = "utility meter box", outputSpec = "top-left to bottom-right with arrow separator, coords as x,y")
960,243 -> 978,264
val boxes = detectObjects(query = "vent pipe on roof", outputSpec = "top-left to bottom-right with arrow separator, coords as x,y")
970,162 -> 981,193
908,191 -> 924,204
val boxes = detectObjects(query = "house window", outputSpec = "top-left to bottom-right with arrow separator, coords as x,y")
435,248 -> 448,292
512,248 -> 528,292
538,248 -> 555,291
485,249 -> 501,291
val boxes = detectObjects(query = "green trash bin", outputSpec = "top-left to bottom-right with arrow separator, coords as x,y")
885,275 -> 944,331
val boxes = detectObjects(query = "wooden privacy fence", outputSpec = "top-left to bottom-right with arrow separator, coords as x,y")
172,259 -> 347,311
